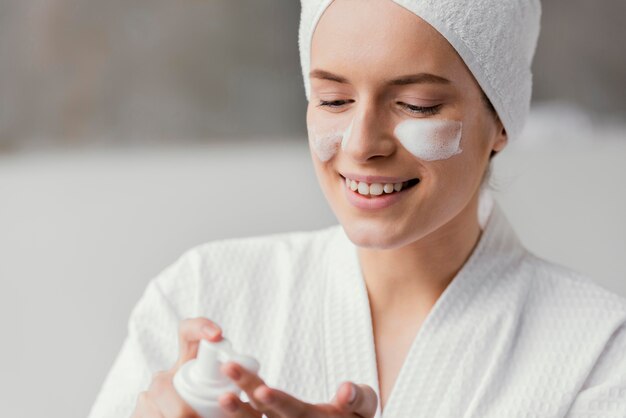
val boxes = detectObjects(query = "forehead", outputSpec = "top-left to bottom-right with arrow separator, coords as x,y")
310,0 -> 465,84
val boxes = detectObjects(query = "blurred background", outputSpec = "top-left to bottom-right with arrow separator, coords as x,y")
0,0 -> 625,417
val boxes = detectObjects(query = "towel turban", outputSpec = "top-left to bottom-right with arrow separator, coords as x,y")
298,0 -> 542,142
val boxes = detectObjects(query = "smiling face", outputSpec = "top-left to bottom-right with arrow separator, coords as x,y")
306,0 -> 507,250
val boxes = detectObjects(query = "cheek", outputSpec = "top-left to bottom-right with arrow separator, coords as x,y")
307,115 -> 354,163
393,119 -> 463,161
308,126 -> 342,162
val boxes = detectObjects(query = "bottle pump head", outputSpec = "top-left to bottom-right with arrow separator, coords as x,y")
173,337 -> 260,405
192,338 -> 260,382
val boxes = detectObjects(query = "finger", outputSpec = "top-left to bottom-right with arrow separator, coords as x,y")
218,391 -> 263,418
176,317 -> 223,368
250,384 -> 314,418
221,361 -> 268,410
333,382 -> 378,418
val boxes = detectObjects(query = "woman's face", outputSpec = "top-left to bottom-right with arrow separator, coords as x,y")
307,0 -> 507,249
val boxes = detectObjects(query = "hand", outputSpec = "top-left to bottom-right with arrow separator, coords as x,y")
219,361 -> 378,418
130,317 -> 224,418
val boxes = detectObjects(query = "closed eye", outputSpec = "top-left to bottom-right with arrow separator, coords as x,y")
399,102 -> 442,116
317,100 -> 442,116
317,99 -> 353,109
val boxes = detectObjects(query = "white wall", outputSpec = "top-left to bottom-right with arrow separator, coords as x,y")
0,141 -> 336,417
1,125 -> 625,417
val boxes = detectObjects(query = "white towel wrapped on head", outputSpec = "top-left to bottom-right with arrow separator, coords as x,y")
298,0 -> 542,142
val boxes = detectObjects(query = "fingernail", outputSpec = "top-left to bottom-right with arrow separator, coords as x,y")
349,383 -> 357,404
224,398 -> 238,412
202,325 -> 220,338
227,364 -> 241,380
257,387 -> 274,404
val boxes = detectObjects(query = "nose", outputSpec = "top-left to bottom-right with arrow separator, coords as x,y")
342,99 -> 396,163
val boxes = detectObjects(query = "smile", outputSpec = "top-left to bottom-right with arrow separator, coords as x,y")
340,173 -> 420,211
341,175 -> 420,197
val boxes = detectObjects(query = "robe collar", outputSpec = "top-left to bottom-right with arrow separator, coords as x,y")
322,200 -> 526,418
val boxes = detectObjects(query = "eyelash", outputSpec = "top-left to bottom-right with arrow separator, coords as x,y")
317,100 -> 441,116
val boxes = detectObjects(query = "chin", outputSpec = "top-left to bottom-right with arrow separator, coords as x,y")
341,218 -> 416,250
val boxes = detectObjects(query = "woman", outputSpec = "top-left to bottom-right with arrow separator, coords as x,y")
89,0 -> 626,417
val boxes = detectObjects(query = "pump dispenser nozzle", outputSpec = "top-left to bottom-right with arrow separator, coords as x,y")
173,337 -> 260,418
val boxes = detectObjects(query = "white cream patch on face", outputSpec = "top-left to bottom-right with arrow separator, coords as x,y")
308,119 -> 354,162
393,119 -> 463,161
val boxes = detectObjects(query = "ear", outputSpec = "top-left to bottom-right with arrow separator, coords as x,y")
491,116 -> 508,153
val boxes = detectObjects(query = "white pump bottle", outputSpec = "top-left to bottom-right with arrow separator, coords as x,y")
173,337 -> 260,418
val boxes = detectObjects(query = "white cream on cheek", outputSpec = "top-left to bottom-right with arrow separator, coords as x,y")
393,118 -> 463,161
310,118 -> 462,162
308,119 -> 354,162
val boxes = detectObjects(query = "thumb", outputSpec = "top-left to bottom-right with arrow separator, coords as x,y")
333,382 -> 378,417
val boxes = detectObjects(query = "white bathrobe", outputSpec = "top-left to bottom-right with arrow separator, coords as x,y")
88,202 -> 626,418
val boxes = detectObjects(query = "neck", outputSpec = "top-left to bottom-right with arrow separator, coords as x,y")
358,195 -> 483,318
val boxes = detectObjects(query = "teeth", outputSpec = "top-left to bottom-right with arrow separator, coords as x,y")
344,176 -> 413,196
369,183 -> 384,196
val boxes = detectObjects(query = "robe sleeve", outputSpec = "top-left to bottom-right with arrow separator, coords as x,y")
564,321 -> 626,417
87,249 -> 201,418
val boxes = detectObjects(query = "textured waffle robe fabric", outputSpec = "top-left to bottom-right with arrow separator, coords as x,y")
88,202 -> 626,418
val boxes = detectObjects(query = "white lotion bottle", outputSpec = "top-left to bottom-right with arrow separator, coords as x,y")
173,337 -> 260,418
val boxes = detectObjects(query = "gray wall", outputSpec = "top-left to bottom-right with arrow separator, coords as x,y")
0,0 -> 306,148
1,0 -> 624,150
533,0 -> 626,120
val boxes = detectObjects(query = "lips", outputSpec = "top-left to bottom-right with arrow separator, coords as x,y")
339,172 -> 416,184
341,174 -> 419,210
340,172 -> 420,197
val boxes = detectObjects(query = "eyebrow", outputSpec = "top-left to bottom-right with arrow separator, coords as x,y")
309,69 -> 451,86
